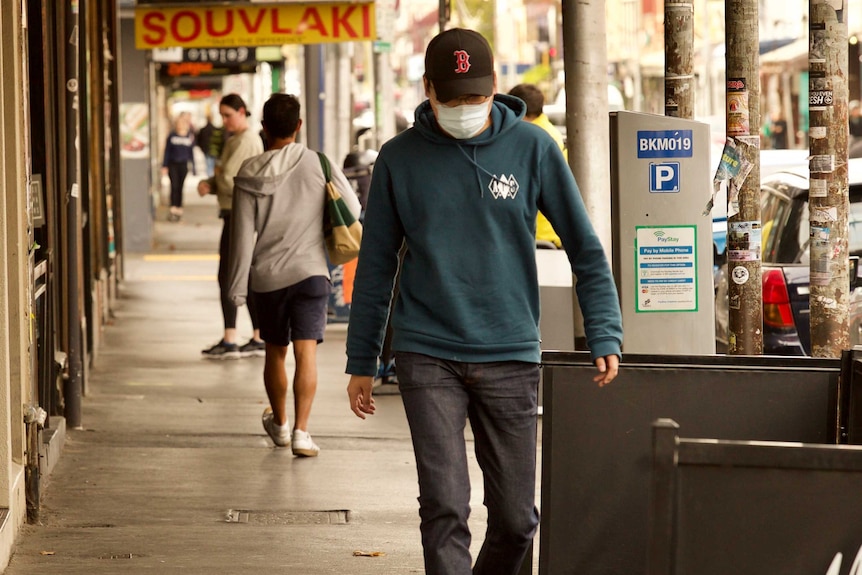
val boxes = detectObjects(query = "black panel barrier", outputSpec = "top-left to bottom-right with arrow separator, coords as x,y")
843,349 -> 862,444
648,419 -> 862,575
539,352 -> 842,575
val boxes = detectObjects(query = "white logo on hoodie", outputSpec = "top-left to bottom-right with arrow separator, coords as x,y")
489,174 -> 519,199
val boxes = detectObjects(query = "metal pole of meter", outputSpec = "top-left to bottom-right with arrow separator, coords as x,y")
725,0 -> 762,355
808,1 -> 850,357
664,0 -> 694,119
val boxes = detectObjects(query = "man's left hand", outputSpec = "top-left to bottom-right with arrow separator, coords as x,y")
593,354 -> 620,387
347,375 -> 376,419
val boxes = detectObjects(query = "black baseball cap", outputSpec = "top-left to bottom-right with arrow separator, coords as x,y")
424,28 -> 494,102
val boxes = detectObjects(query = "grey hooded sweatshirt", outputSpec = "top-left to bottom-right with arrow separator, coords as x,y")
227,142 -> 361,307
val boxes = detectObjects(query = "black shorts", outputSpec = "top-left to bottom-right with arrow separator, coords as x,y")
253,276 -> 331,346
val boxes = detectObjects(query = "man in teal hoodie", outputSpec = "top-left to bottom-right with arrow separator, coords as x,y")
346,28 -> 622,575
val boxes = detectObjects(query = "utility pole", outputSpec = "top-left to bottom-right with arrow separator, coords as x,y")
562,0 -> 612,255
725,0 -> 762,354
809,0 -> 849,357
303,45 -> 324,153
373,47 -> 396,149
63,0 -> 83,427
439,0 -> 450,33
374,0 -> 397,150
700,0 -> 715,116
664,0 -> 694,118
561,0 -> 610,352
624,0 -> 642,111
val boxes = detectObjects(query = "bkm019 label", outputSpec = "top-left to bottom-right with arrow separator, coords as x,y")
637,130 -> 694,158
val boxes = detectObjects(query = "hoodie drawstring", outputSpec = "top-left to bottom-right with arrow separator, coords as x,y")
456,144 -> 515,199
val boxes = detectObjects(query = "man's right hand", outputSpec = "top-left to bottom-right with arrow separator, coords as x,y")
197,180 -> 211,197
347,375 -> 375,419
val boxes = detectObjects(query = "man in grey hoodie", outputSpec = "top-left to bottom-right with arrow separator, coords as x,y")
228,93 -> 361,456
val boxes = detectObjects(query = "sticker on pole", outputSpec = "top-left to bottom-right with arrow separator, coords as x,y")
731,265 -> 749,285
637,130 -> 693,158
649,162 -> 680,193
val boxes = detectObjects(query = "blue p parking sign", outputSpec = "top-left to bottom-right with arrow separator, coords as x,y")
649,162 -> 680,193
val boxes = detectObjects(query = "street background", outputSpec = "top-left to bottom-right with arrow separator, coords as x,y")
3,179 -> 542,574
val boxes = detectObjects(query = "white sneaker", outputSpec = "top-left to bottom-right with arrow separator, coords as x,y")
291,429 -> 320,457
261,408 -> 290,447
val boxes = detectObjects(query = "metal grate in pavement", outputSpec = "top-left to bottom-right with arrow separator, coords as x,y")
224,509 -> 350,525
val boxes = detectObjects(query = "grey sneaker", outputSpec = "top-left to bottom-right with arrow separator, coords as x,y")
201,339 -> 240,360
239,338 -> 266,358
261,408 -> 290,447
291,429 -> 320,457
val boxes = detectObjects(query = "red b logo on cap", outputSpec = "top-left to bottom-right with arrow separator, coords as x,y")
453,50 -> 471,74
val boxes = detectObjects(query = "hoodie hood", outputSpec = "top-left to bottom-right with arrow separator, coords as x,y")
413,94 -> 526,146
234,143 -> 307,197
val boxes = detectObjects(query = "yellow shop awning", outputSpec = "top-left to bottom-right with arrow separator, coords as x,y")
135,2 -> 376,49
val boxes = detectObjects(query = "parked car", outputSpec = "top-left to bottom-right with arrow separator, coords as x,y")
711,148 -> 811,265
715,157 -> 862,354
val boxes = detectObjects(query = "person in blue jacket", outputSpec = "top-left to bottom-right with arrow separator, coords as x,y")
345,28 -> 623,575
161,111 -> 196,222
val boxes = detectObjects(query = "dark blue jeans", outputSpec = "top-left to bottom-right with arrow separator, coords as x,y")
167,162 -> 188,208
395,351 -> 540,575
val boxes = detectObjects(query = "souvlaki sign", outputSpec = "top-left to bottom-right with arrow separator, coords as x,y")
135,3 -> 376,49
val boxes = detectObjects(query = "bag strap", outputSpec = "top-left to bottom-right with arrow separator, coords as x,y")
316,151 -> 332,183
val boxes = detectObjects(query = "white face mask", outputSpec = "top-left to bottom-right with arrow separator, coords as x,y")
435,100 -> 491,139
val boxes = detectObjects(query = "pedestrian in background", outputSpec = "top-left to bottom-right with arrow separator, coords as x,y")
196,111 -> 219,177
851,100 -> 862,142
229,93 -> 360,456
197,94 -> 265,359
508,83 -> 565,248
345,28 -> 622,575
161,111 -> 196,222
767,110 -> 788,149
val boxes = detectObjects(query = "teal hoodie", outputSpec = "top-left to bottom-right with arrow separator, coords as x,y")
345,94 -> 622,376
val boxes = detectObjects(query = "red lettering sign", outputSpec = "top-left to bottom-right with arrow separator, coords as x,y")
297,7 -> 327,36
362,4 -> 371,37
271,9 -> 292,34
136,3 -> 375,48
167,62 -> 213,77
142,12 -> 166,45
206,10 -> 232,37
332,6 -> 356,38
239,9 -> 266,34
172,11 -> 201,43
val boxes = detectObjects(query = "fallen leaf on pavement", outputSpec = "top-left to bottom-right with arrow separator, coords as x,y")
353,550 -> 386,557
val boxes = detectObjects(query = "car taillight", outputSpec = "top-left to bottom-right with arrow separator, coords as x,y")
762,269 -> 795,328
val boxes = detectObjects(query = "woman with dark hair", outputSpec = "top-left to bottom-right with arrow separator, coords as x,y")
197,93 -> 265,359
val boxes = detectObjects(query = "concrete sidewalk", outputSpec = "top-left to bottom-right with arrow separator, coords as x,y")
4,190 -> 541,574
